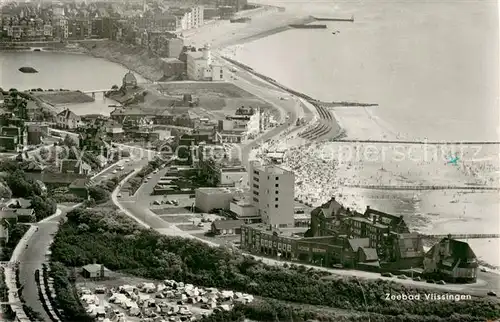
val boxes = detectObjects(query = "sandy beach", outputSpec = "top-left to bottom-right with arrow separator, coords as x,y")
182,6 -> 500,268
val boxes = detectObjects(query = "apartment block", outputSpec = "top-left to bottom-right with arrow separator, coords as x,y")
249,161 -> 294,228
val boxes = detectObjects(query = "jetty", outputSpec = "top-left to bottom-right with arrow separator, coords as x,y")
333,139 -> 500,145
289,24 -> 327,29
312,15 -> 354,22
341,184 -> 500,191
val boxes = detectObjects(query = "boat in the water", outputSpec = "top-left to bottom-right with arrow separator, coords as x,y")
19,66 -> 38,73
289,24 -> 327,29
33,48 -> 41,52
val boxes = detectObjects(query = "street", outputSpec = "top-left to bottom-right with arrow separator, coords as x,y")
16,156 -> 148,321
17,205 -> 73,322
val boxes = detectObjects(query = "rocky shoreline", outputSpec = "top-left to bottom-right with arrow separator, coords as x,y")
79,41 -> 163,82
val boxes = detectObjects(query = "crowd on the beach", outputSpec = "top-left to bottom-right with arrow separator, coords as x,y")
251,127 -> 500,210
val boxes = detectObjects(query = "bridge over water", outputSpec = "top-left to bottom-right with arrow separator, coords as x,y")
341,184 -> 500,191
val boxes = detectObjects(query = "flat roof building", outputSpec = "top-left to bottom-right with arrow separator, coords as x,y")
249,161 -> 294,228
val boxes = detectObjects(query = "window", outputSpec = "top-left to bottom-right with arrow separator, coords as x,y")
253,183 -> 259,189
275,197 -> 278,201
253,191 -> 259,196
253,197 -> 258,202
275,184 -> 279,188
275,190 -> 279,194
275,205 -> 278,208
276,176 -> 279,180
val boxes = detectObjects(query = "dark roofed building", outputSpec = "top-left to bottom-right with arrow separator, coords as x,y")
423,235 -> 478,283
69,178 -> 89,199
211,219 -> 244,235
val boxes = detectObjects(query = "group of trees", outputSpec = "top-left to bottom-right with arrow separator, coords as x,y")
128,158 -> 163,194
0,161 -> 57,222
49,206 -> 500,322
0,225 -> 30,261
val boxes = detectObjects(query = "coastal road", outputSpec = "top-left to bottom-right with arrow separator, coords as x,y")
17,204 -> 76,322
16,158 -> 148,321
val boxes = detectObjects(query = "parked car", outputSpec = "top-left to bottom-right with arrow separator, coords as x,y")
381,272 -> 394,278
480,267 -> 488,272
117,193 -> 122,198
112,170 -> 117,174
487,291 -> 497,297
436,280 -> 446,285
426,279 -> 436,284
197,223 -> 204,228
397,274 -> 408,280
147,175 -> 152,179
153,169 -> 159,174
412,276 -> 422,281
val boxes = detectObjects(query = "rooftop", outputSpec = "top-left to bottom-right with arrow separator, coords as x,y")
196,187 -> 238,195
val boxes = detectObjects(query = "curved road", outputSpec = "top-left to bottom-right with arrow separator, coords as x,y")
17,157 -> 148,321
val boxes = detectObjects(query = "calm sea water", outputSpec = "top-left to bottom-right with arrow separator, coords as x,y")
0,51 -> 145,115
233,0 -> 499,142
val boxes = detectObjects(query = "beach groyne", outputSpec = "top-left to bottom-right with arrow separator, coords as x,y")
219,16 -> 316,48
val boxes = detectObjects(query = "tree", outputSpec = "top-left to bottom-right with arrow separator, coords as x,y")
31,196 -> 57,221
0,182 -> 12,199
88,186 -> 109,204
6,170 -> 35,198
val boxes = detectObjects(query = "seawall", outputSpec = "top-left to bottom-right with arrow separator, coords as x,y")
79,41 -> 163,82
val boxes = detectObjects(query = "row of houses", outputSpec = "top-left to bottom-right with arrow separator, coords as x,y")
239,198 -> 479,283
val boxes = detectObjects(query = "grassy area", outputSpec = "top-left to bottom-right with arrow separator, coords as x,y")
157,82 -> 255,98
32,91 -> 94,105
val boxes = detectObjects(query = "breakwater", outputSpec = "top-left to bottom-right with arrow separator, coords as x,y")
222,55 -> 343,141
219,16 -> 316,48
321,101 -> 379,107
312,16 -> 354,22
341,184 -> 500,191
334,139 -> 500,145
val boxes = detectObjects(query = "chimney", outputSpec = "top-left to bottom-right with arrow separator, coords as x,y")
372,216 -> 376,224
100,264 -> 104,279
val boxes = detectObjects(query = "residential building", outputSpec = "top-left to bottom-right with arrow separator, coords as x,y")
60,159 -> 91,175
249,161 -> 294,228
423,236 -> 478,283
186,44 -> 224,81
69,178 -> 89,199
161,58 -> 186,79
82,264 -> 106,279
211,219 -> 244,235
172,6 -> 204,31
56,108 -> 82,129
